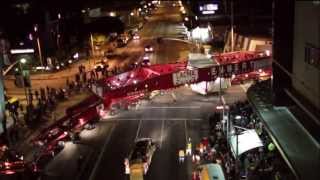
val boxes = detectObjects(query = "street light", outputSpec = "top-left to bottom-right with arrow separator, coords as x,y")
33,25 -> 44,68
20,58 -> 27,64
109,12 -> 116,17
129,12 -> 134,26
19,58 -> 29,106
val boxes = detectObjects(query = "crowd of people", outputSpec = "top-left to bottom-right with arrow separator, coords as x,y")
190,100 -> 295,180
2,58 -> 135,146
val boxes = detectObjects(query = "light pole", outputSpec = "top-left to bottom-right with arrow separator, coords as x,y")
129,12 -> 134,27
34,25 -> 44,67
90,33 -> 95,66
19,58 -> 29,106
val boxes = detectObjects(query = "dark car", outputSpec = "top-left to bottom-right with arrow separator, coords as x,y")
94,59 -> 108,72
144,45 -> 154,53
117,39 -> 127,48
104,50 -> 117,59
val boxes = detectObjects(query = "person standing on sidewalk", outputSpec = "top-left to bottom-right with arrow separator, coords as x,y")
78,65 -> 83,74
186,138 -> 192,156
178,149 -> 185,163
82,72 -> 87,85
28,89 -> 34,105
40,88 -> 46,102
35,90 -> 39,101
46,86 -> 50,98
82,65 -> 86,73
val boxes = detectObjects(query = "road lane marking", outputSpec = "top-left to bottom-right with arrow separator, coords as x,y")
222,95 -> 226,105
135,120 -> 143,141
108,118 -> 202,121
139,106 -> 200,109
160,120 -> 164,148
240,83 -> 249,92
184,120 -> 188,143
89,123 -> 116,180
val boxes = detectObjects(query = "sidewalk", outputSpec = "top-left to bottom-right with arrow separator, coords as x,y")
10,92 -> 91,162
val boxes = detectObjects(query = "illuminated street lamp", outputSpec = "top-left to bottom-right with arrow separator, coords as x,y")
109,12 -> 116,17
129,12 -> 135,26
20,58 -> 27,64
19,58 -> 30,105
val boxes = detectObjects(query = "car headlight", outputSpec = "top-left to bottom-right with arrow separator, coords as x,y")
37,141 -> 44,146
58,141 -> 65,147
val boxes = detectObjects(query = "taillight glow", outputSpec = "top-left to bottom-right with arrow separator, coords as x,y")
79,118 -> 85,125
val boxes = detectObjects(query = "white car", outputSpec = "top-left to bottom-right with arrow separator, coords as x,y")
142,55 -> 150,60
133,34 -> 140,40
144,45 -> 154,53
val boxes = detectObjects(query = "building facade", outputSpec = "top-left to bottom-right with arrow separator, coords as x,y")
273,0 -> 320,116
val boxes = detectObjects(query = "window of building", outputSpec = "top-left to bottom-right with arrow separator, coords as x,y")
305,43 -> 320,69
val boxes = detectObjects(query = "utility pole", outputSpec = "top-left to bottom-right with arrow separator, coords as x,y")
230,0 -> 234,52
90,33 -> 95,66
34,25 -> 43,67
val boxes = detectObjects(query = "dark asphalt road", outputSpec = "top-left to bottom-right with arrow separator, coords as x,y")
91,83 -> 247,180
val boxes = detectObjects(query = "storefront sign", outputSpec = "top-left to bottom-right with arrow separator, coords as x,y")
173,69 -> 198,86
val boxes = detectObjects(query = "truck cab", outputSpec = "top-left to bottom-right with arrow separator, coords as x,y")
125,138 -> 157,179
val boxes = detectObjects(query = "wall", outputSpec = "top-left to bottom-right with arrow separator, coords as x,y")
224,31 -> 272,52
292,2 -> 320,109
